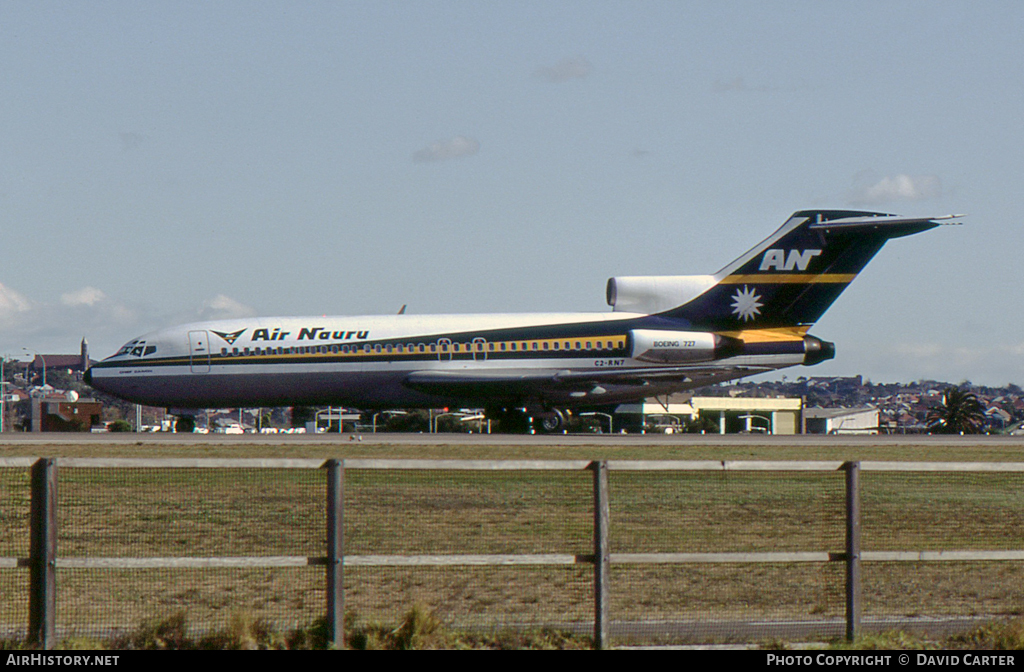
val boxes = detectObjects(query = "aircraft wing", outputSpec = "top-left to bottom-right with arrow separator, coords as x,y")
403,365 -> 774,399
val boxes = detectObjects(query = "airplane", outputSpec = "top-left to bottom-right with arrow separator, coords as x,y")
85,209 -> 960,431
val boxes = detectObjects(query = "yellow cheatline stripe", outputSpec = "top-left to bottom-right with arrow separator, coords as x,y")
206,335 -> 631,360
716,327 -> 809,343
719,273 -> 856,284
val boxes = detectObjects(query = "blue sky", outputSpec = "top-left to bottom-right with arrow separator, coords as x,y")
2,1 -> 1022,386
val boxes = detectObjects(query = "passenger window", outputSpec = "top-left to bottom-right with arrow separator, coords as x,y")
542,342 -> 549,351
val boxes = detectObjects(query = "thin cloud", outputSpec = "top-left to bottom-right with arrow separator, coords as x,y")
848,173 -> 943,205
412,136 -> 480,163
198,294 -> 256,321
61,286 -> 106,307
0,283 -> 31,315
534,56 -> 592,83
0,283 -> 141,358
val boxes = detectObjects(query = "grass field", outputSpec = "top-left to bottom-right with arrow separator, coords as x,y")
2,437 -> 1024,645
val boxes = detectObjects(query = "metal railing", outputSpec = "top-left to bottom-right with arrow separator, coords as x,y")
2,457 -> 1023,649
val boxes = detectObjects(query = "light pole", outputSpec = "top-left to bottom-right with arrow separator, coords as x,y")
431,410 -> 464,434
22,349 -> 45,388
372,410 -> 407,433
0,354 -> 8,433
738,414 -> 772,434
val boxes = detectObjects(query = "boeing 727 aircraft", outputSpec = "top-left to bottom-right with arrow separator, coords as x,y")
85,209 -> 958,430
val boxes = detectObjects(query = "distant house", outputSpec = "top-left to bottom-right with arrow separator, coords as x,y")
28,392 -> 103,432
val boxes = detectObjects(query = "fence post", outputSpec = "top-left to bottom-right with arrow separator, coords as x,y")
29,457 -> 57,649
590,460 -> 610,650
326,458 -> 344,649
843,460 -> 861,641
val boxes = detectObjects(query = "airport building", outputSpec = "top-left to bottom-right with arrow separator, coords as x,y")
614,395 -> 804,435
803,406 -> 880,435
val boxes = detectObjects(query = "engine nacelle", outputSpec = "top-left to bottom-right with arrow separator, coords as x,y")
803,335 -> 836,366
630,329 -> 740,364
606,275 -> 716,314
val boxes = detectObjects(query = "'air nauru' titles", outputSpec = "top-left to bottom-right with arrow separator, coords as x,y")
214,326 -> 372,344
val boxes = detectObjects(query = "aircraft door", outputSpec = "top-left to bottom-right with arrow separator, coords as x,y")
437,338 -> 452,361
472,337 -> 487,361
189,330 -> 211,374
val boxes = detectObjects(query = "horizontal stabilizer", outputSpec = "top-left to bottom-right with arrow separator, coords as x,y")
808,213 -> 964,233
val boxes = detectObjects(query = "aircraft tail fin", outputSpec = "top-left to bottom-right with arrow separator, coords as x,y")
656,210 -> 960,329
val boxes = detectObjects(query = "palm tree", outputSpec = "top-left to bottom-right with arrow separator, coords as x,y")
926,387 -> 986,434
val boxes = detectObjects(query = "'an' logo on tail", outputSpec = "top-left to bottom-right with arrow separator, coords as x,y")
212,329 -> 246,345
759,249 -> 822,271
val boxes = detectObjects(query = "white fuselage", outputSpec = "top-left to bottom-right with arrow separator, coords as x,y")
86,310 -> 805,410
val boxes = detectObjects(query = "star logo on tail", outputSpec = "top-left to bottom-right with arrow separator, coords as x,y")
730,285 -> 763,322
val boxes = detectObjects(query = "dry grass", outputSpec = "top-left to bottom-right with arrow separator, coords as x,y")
827,616 -> 1024,650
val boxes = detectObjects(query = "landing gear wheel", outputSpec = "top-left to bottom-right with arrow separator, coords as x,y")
534,409 -> 566,434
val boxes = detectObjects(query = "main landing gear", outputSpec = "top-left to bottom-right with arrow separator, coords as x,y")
485,407 -> 569,434
534,409 -> 567,434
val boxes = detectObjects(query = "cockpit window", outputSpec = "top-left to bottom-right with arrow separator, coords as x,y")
115,339 -> 157,358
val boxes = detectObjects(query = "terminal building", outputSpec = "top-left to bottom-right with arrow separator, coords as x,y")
614,395 -> 805,435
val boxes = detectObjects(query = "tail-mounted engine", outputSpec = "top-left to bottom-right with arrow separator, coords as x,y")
629,329 -> 742,363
